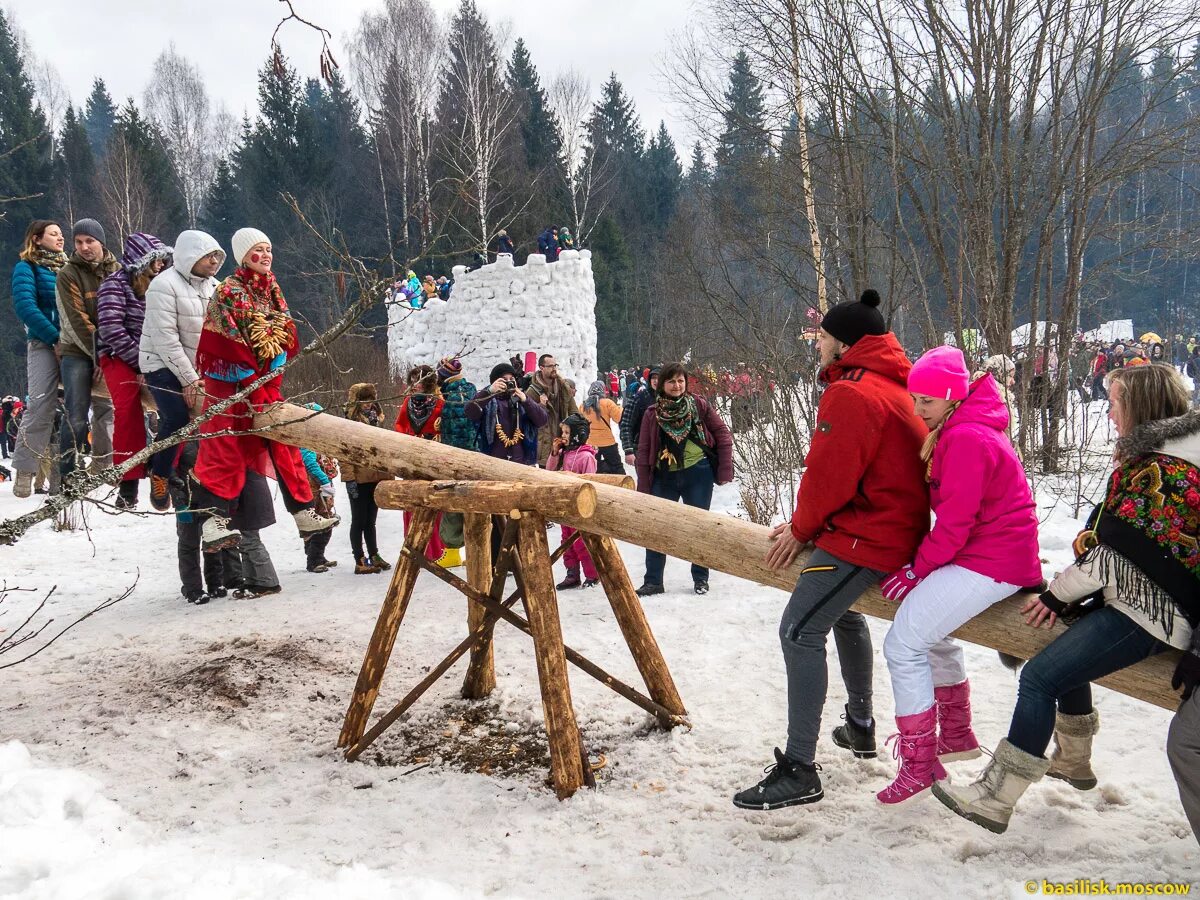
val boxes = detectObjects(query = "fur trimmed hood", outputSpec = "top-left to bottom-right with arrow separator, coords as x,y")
1117,409 -> 1200,467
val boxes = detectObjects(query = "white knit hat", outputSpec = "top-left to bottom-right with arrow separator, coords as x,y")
231,227 -> 271,267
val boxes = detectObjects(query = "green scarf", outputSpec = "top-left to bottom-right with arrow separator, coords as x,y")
656,394 -> 700,442
656,394 -> 703,469
28,247 -> 68,272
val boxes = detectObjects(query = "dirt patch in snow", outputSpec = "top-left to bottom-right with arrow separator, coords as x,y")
362,699 -> 609,789
148,636 -> 352,712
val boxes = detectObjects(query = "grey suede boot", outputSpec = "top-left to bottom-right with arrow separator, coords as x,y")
1046,710 -> 1100,790
932,739 -> 1050,834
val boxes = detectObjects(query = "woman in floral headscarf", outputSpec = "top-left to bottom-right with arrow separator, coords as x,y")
937,364 -> 1200,835
190,227 -> 338,551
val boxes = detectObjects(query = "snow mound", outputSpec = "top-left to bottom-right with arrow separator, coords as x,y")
0,740 -> 466,900
388,250 -> 598,393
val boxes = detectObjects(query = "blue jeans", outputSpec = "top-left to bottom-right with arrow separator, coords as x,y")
1008,606 -> 1167,757
643,459 -> 714,586
59,354 -> 103,479
144,368 -> 190,478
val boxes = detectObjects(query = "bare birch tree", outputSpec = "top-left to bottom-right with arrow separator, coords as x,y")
435,7 -> 520,253
551,69 -> 617,244
144,44 -> 216,227
349,0 -> 443,266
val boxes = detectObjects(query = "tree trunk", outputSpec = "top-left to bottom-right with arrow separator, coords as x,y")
258,403 -> 1182,710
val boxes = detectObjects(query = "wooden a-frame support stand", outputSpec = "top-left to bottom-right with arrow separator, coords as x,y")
336,479 -> 689,799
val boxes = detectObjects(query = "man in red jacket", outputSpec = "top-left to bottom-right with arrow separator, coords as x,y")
734,289 -> 930,811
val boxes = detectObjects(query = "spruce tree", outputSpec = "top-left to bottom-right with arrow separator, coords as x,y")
198,157 -> 241,274
0,7 -> 53,390
589,214 -> 635,368
238,53 -> 306,237
643,122 -> 683,234
506,38 -> 564,174
53,104 -> 99,224
504,37 -> 567,249
686,142 -> 711,189
582,74 -> 645,238
82,77 -> 117,159
713,51 -> 768,193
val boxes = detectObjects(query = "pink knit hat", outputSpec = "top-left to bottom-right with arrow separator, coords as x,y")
908,346 -> 970,401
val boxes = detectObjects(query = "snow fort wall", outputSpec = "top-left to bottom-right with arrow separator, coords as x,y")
387,250 -> 599,395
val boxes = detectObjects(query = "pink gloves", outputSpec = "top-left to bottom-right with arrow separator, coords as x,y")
881,565 -> 923,602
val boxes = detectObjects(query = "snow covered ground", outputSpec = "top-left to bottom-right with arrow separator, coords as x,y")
1,467 -> 1196,898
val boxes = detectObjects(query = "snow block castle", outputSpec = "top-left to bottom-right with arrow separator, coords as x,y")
388,250 -> 599,393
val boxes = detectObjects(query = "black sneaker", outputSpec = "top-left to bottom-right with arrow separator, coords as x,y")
184,589 -> 210,605
733,748 -> 824,810
694,581 -> 709,595
636,583 -> 665,597
208,586 -> 229,600
831,704 -> 878,759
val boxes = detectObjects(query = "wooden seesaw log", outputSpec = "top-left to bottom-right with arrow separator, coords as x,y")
375,479 -> 597,520
256,403 -> 1182,711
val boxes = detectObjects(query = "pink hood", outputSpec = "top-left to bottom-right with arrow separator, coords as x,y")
913,375 -> 1042,586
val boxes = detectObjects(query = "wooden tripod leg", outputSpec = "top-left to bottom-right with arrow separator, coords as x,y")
517,514 -> 586,799
338,508 -> 437,749
462,517 -> 516,698
461,512 -> 495,698
582,533 -> 687,721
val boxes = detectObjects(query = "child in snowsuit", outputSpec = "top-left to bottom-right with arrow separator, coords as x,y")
547,413 -> 600,589
876,346 -> 1041,804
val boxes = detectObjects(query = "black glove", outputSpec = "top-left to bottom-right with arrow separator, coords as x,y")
1173,653 -> 1200,702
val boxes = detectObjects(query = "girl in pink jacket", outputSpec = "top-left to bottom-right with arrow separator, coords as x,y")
875,346 -> 1041,805
547,413 -> 600,589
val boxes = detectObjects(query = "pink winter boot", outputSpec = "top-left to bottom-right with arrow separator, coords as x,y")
935,680 -> 983,762
877,707 -> 947,805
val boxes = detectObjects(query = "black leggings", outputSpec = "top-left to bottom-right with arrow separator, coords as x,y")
347,481 -> 380,560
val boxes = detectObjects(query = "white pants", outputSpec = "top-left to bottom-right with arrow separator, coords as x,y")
883,565 -> 1017,717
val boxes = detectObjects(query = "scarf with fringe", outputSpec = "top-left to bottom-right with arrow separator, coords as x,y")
1079,452 -> 1200,636
196,267 -> 297,379
655,393 -> 704,469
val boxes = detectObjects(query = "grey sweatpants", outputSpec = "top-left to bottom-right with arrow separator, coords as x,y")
779,548 -> 886,764
238,529 -> 279,589
1168,690 -> 1200,845
12,340 -> 59,475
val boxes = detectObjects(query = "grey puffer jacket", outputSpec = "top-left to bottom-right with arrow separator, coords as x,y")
139,230 -> 224,385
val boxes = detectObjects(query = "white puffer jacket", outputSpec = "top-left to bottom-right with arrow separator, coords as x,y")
139,230 -> 224,385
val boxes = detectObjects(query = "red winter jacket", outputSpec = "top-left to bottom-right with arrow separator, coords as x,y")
790,333 -> 930,572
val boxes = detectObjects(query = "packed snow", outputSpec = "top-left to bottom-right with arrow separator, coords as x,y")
0,452 -> 1196,897
388,251 -> 599,393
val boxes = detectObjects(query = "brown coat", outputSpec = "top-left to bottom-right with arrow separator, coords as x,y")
340,382 -> 393,484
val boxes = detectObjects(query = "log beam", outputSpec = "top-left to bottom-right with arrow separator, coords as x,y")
375,479 -> 597,520
258,403 -> 1183,711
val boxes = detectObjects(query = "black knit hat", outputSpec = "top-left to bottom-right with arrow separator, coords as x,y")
489,362 -> 519,384
821,289 -> 886,347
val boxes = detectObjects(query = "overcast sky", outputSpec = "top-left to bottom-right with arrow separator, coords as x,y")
9,0 -> 696,147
